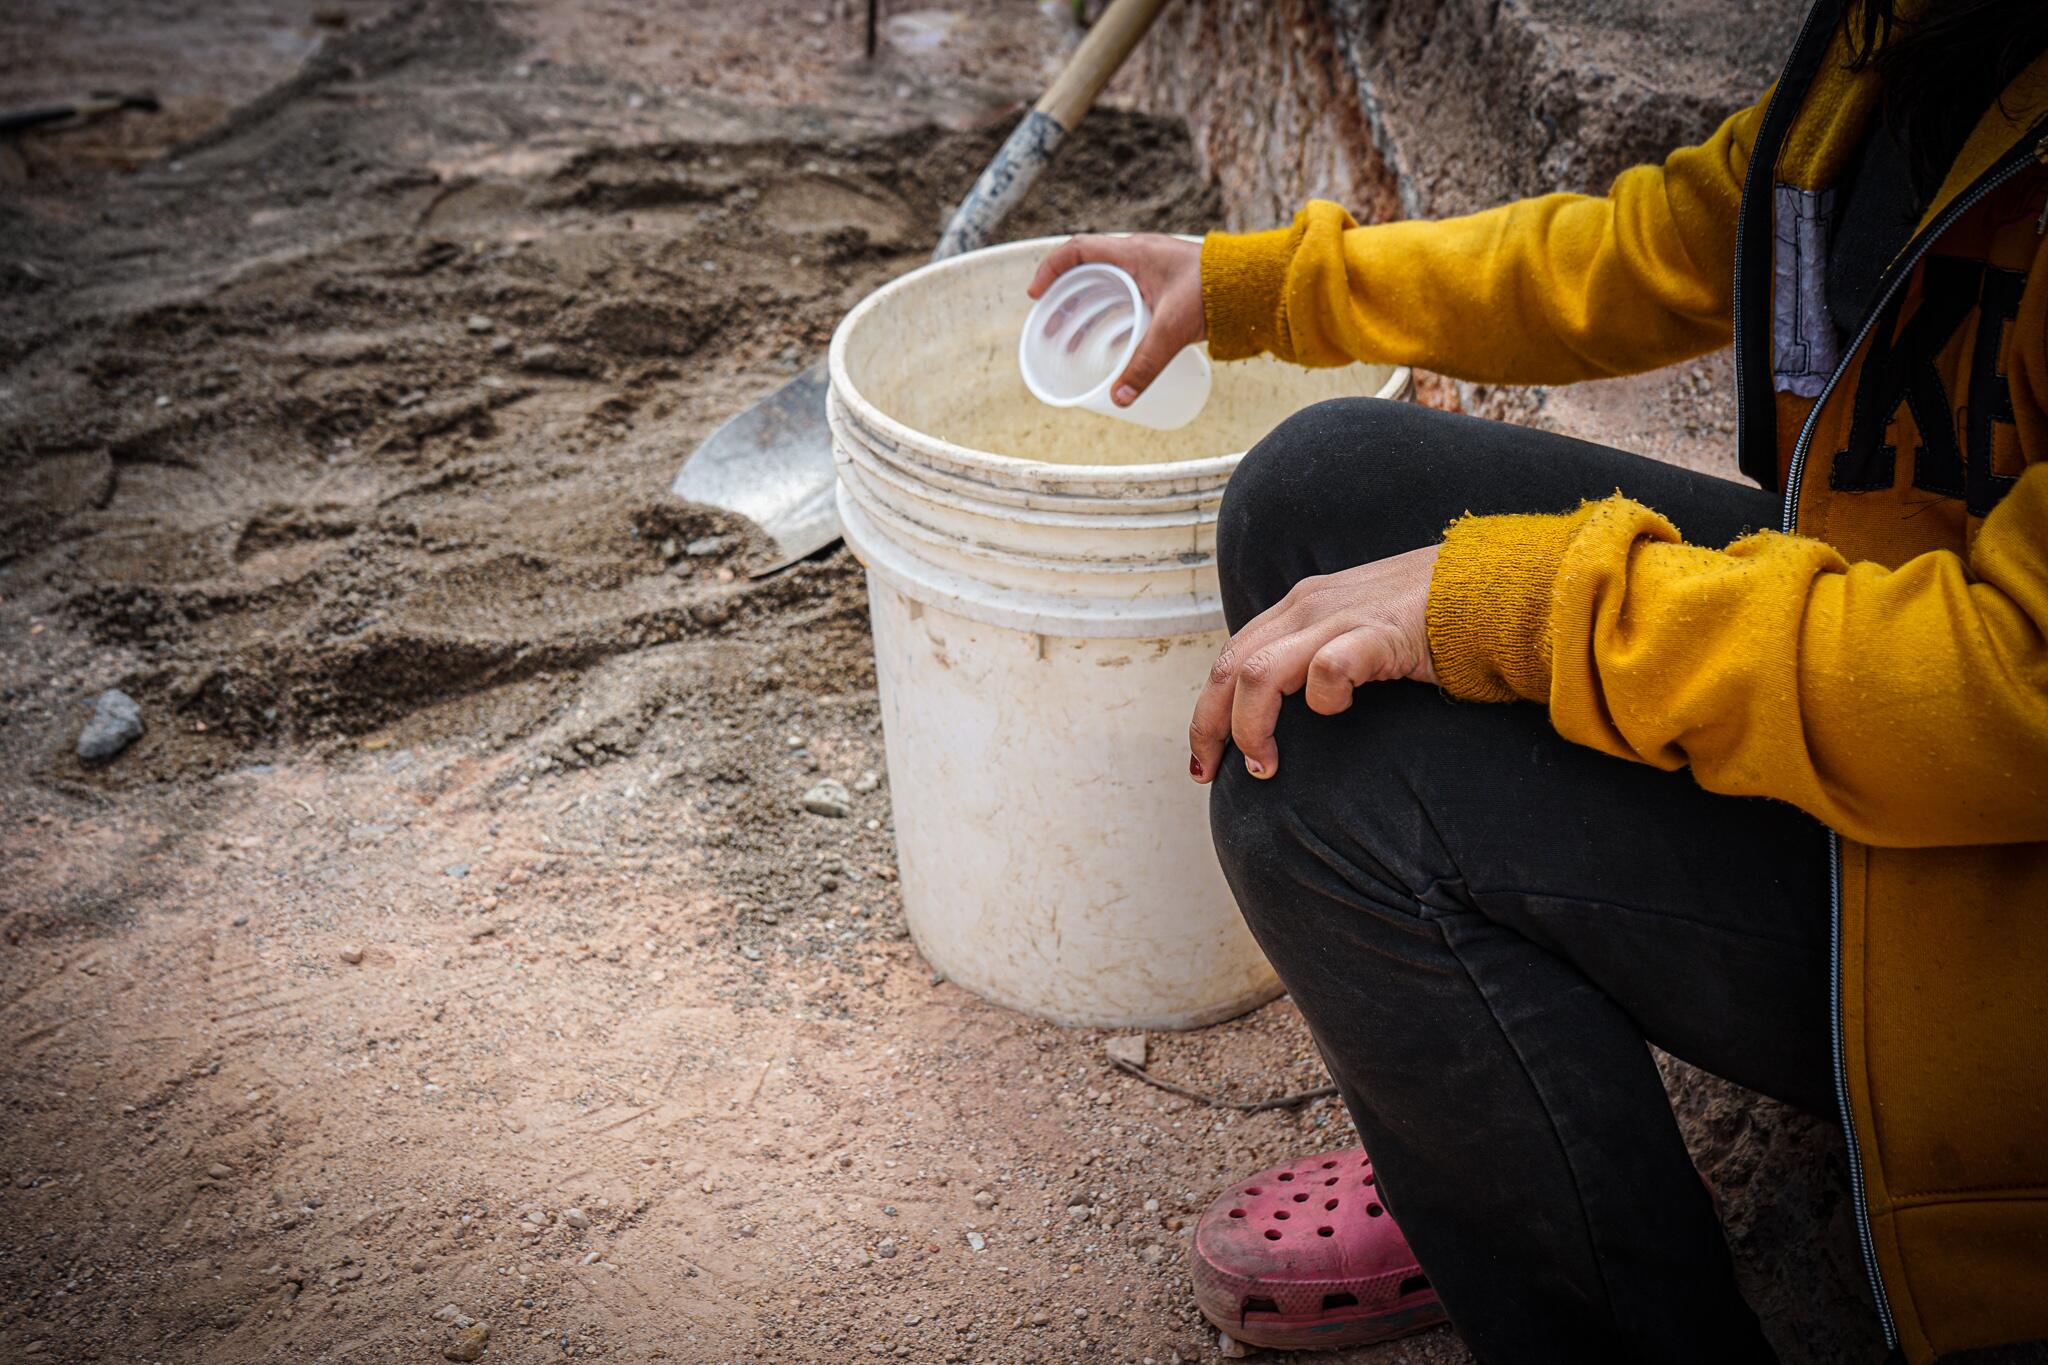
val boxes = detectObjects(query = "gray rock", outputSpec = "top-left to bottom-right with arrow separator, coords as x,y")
517,343 -> 598,377
464,314 -> 495,334
561,1207 -> 589,1229
852,769 -> 882,794
801,780 -> 852,818
76,689 -> 143,761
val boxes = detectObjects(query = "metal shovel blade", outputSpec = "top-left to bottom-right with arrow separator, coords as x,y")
670,360 -> 838,575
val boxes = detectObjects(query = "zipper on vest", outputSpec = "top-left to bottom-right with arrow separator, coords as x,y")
1731,0 -> 1835,485
1777,135 -> 2043,1354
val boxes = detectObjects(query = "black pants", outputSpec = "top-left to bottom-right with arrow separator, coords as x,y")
1208,399 -> 1832,1365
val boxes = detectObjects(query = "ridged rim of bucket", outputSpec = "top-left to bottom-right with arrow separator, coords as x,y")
837,482 -> 1225,638
835,408 -> 1220,532
828,237 -> 1408,488
828,390 -> 1225,515
842,469 -> 1213,575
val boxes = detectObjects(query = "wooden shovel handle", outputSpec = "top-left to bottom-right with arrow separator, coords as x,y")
930,0 -> 1172,261
1036,0 -> 1172,132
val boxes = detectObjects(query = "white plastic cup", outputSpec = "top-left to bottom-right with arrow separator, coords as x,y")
1018,263 -> 1212,430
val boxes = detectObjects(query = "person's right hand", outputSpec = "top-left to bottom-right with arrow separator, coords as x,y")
1026,234 -> 1205,408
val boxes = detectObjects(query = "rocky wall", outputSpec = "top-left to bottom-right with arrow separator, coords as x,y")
1126,0 -> 1807,477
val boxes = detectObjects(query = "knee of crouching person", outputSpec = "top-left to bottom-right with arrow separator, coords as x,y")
1216,397 -> 1436,595
1220,399 -> 1380,557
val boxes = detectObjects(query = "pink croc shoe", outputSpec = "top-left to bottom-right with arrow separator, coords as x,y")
1191,1147 -> 1447,1351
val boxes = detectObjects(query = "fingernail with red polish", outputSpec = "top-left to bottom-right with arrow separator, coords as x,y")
1245,757 -> 1266,777
1189,754 -> 1203,780
1113,384 -> 1136,406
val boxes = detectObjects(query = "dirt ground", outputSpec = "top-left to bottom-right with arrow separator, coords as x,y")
1,3 -> 1896,1363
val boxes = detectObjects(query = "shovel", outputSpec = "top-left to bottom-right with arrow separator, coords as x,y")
671,0 -> 1173,573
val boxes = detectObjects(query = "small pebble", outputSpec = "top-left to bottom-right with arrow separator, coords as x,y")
965,1231 -> 986,1252
1104,1034 -> 1148,1068
801,780 -> 852,818
465,314 -> 495,334
852,769 -> 881,794
562,1207 -> 590,1229
876,1238 -> 898,1259
443,1322 -> 490,1361
338,944 -> 364,965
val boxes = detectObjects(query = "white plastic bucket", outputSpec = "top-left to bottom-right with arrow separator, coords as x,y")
828,237 -> 1410,1029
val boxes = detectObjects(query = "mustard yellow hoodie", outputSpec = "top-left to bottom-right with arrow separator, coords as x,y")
1201,7 -> 2048,1360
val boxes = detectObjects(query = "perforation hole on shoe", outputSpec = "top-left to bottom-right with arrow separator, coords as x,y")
1325,1198 -> 1340,1211
1321,1161 -> 1338,1170
1228,1208 -> 1246,1219
1321,1291 -> 1357,1308
1272,1210 -> 1290,1220
1291,1192 -> 1308,1203
1367,1202 -> 1384,1217
1244,1186 -> 1263,1195
1364,1173 -> 1377,1186
1277,1173 -> 1294,1182
1317,1226 -> 1335,1238
1263,1229 -> 1282,1241
1324,1177 -> 1338,1186
1243,1297 -> 1280,1315
1400,1273 -> 1432,1297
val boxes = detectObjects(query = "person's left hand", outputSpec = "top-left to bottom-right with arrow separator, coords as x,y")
1189,545 -> 1440,784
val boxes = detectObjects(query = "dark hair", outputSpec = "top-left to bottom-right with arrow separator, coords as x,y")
1844,0 -> 2048,198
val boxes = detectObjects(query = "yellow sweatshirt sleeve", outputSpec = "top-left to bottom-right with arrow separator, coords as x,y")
1201,95 -> 1766,383
1425,466 -> 2048,848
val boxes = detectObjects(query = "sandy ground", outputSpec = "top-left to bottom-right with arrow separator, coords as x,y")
0,3 -> 1903,1363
